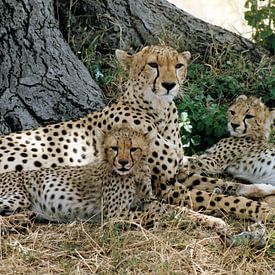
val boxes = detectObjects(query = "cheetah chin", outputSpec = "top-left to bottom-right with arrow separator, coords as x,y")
161,94 -> 175,103
114,167 -> 133,175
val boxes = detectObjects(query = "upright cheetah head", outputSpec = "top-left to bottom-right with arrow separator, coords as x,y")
103,126 -> 154,175
227,95 -> 274,140
116,45 -> 191,106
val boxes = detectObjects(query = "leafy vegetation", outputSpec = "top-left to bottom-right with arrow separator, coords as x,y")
2,3 -> 274,274
177,88 -> 228,155
244,0 -> 275,53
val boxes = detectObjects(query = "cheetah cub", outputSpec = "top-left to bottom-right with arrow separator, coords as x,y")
0,125 -> 226,228
0,126 -> 154,223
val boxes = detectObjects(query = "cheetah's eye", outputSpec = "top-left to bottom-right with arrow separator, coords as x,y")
130,147 -> 139,152
148,62 -> 158,68
175,63 -> 184,69
245,114 -> 254,119
111,146 -> 118,151
229,110 -> 235,115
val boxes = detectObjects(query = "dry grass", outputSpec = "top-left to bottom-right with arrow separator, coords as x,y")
0,217 -> 274,275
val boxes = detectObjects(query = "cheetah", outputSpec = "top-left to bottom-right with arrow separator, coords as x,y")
0,45 -> 193,209
0,126 -> 154,223
0,45 -> 274,221
0,125 -> 227,229
0,45 -> 189,184
225,96 -> 274,184
180,95 -> 275,200
185,95 -> 274,174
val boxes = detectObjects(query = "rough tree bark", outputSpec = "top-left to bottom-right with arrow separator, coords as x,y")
56,0 -> 270,62
0,0 -> 105,135
0,0 -> 270,135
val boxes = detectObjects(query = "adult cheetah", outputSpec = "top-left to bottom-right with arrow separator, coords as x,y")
185,95 -> 274,175
180,95 -> 275,201
225,96 -> 274,185
0,45 -> 189,182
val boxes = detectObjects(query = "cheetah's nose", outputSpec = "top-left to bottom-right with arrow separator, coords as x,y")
118,160 -> 129,167
231,123 -> 240,130
162,82 -> 176,92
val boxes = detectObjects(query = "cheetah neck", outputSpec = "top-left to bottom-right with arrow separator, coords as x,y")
121,80 -> 172,113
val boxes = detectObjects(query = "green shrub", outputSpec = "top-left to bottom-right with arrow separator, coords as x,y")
79,45 -> 273,154
244,0 -> 275,53
176,87 -> 228,156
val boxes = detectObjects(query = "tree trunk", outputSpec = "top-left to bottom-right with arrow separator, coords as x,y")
56,0 -> 269,62
0,0 -> 105,135
1,0 -> 270,135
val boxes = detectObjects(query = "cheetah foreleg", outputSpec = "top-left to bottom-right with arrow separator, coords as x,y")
177,172 -> 275,199
163,183 -> 275,222
115,200 -> 227,229
174,206 -> 227,229
235,183 -> 275,198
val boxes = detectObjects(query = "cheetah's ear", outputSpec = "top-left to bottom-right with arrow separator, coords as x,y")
94,128 -> 105,144
236,95 -> 247,102
181,51 -> 191,62
115,49 -> 134,70
266,109 -> 275,130
145,128 -> 158,147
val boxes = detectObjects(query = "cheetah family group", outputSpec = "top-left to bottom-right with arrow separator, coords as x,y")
0,45 -> 274,230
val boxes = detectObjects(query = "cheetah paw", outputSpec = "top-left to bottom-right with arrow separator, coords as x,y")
175,207 -> 227,229
202,215 -> 227,229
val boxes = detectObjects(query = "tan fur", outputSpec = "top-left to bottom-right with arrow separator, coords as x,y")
0,45 -> 189,191
0,46 -> 274,223
183,95 -> 274,175
227,95 -> 274,140
0,126 -> 226,229
0,127 -> 153,222
179,95 -> 275,203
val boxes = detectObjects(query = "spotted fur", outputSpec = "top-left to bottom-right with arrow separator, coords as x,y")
0,126 -> 227,229
0,46 -> 274,222
0,46 -> 190,187
0,127 -> 152,222
180,95 -> 275,203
